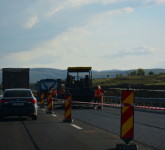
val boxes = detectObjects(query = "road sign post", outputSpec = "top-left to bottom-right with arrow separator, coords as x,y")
63,95 -> 73,123
121,90 -> 134,144
117,90 -> 137,150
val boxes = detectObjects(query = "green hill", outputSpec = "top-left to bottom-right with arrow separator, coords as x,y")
93,73 -> 165,90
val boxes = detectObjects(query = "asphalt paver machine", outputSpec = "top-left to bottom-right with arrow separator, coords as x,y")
66,67 -> 94,102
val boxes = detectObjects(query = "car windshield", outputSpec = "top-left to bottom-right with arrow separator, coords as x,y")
4,90 -> 32,97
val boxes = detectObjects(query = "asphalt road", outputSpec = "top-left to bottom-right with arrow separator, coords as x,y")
0,106 -> 164,150
0,108 -> 123,150
71,106 -> 165,150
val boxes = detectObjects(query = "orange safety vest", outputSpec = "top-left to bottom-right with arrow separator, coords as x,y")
53,90 -> 57,96
47,91 -> 52,99
94,88 -> 104,97
60,89 -> 65,95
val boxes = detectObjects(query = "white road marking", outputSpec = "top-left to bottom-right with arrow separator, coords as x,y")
71,124 -> 83,130
52,114 -> 57,117
40,108 -> 46,111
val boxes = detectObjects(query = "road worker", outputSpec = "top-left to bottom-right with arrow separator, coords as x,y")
94,85 -> 104,109
47,88 -> 53,113
59,84 -> 66,99
52,89 -> 57,98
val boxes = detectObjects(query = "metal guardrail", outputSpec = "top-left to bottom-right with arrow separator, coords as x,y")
103,96 -> 165,108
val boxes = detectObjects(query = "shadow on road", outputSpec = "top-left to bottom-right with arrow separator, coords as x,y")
0,117 -> 28,122
107,144 -> 138,150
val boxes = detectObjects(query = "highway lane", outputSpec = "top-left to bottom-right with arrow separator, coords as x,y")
0,106 -> 163,150
70,106 -> 165,150
0,108 -> 132,150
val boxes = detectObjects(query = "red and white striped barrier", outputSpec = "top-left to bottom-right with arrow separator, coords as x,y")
135,105 -> 165,110
53,98 -> 165,111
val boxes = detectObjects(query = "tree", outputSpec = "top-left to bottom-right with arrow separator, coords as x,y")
106,74 -> 110,78
116,74 -> 123,78
149,71 -> 154,75
129,71 -> 137,76
137,68 -> 145,76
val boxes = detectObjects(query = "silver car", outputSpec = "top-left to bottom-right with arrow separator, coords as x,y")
0,88 -> 38,120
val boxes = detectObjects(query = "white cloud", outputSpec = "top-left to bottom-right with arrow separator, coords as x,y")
68,0 -> 119,7
46,0 -> 129,17
4,6 -> 136,68
21,0 -> 134,31
155,61 -> 165,68
2,0 -> 164,70
69,0 -> 96,7
46,0 -> 95,17
4,48 -> 48,63
20,0 -> 162,29
127,46 -> 155,55
122,7 -> 134,13
155,0 -> 165,3
24,16 -> 39,29
104,7 -> 134,16
104,46 -> 155,58
2,26 -> 92,68
47,6 -> 65,17
145,0 -> 165,4
88,6 -> 134,27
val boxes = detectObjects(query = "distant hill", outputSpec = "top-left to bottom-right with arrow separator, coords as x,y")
30,68 -> 66,83
93,68 -> 165,78
0,68 -> 165,83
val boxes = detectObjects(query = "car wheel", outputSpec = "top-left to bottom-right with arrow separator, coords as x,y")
32,115 -> 37,120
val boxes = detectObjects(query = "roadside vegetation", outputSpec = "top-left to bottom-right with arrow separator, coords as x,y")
93,69 -> 165,89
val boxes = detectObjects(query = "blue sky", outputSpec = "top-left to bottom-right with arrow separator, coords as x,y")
0,0 -> 165,70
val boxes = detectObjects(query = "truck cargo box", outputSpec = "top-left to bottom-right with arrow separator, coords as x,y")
2,68 -> 29,90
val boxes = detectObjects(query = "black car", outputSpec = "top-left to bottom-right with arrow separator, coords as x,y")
0,88 -> 38,120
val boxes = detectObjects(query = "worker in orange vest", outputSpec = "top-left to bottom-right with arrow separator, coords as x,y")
59,84 -> 66,99
47,88 -> 53,113
53,89 -> 57,97
94,85 -> 104,109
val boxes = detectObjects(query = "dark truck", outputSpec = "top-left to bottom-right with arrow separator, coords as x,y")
2,68 -> 30,90
36,79 -> 62,101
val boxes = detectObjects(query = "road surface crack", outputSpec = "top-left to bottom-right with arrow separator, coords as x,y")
22,122 -> 40,150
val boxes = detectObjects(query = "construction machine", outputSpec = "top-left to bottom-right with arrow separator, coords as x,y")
66,67 -> 94,102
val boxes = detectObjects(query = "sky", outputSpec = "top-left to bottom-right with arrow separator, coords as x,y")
0,0 -> 165,71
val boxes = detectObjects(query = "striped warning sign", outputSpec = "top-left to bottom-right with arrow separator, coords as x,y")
40,93 -> 45,105
63,95 -> 72,123
47,92 -> 53,113
121,90 -> 134,144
